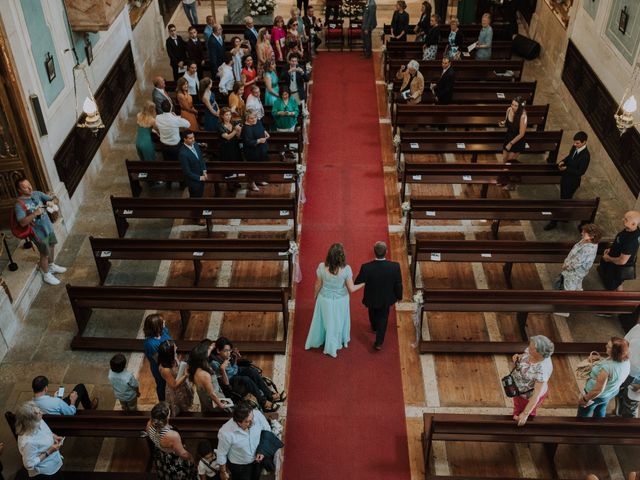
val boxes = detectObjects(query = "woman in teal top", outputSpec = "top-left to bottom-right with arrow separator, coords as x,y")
305,243 -> 364,358
578,337 -> 630,417
263,60 -> 280,107
475,13 -> 493,60
272,88 -> 299,131
136,102 -> 157,161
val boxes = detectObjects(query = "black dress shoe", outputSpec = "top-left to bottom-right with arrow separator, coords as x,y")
373,343 -> 382,351
543,221 -> 557,231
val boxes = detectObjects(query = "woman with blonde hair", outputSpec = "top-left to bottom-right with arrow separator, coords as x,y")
305,243 -> 365,357
176,77 -> 199,131
256,28 -> 274,75
447,17 -> 464,60
16,401 -> 64,478
136,102 -> 157,162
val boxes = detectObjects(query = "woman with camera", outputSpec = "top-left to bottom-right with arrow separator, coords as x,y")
507,335 -> 554,426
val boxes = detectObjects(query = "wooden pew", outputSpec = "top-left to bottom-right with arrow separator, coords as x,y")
125,160 -> 299,201
382,23 -> 512,42
405,197 -> 600,242
89,236 -> 295,287
396,130 -> 562,169
384,40 -> 513,62
66,285 -> 290,353
194,130 -> 304,159
416,289 -> 640,354
410,239 -> 608,288
385,58 -> 524,83
110,196 -> 298,239
422,413 -> 640,480
400,162 -> 561,201
393,104 -> 549,134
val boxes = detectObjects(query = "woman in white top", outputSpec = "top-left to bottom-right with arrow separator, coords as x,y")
15,401 -> 64,478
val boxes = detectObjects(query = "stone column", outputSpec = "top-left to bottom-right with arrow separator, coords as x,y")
227,0 -> 250,24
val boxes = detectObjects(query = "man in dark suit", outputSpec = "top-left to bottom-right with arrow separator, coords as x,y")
355,241 -> 403,351
207,24 -> 225,75
302,5 -> 322,54
178,130 -> 207,198
280,53 -> 308,106
244,16 -> 259,61
431,57 -> 455,104
544,131 -> 591,230
362,0 -> 377,59
186,25 -> 206,67
166,24 -> 188,81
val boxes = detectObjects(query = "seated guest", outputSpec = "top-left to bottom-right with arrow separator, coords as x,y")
241,110 -> 269,191
200,77 -> 220,131
176,77 -> 199,131
245,85 -> 265,121
143,314 -> 173,402
241,55 -> 258,99
228,81 -> 246,121
166,23 -> 188,81
430,57 -> 454,104
263,60 -> 280,107
158,340 -> 193,417
156,100 -> 191,161
32,375 -> 98,415
207,24 -> 225,74
256,28 -> 274,75
108,353 -> 140,411
218,53 -> 236,98
219,108 -> 243,162
422,14 -> 440,61
186,25 -> 206,67
152,76 -> 173,114
183,60 -> 200,104
396,60 -> 425,104
553,223 -> 602,294
244,16 -> 259,60
598,211 -> 640,291
136,102 -> 157,162
16,401 -> 64,478
187,340 -> 231,412
203,15 -> 215,41
179,130 -> 207,198
280,53 -> 308,108
272,87 -> 298,132
475,13 -> 493,60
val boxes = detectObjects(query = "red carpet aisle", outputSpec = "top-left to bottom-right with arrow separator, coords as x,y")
283,53 -> 411,479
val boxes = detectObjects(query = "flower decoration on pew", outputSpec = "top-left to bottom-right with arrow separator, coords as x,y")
296,164 -> 306,175
393,133 -> 401,147
270,418 -> 284,439
401,201 -> 411,215
412,291 -> 424,347
296,164 -> 307,204
289,241 -> 302,283
249,0 -> 276,16
387,83 -> 394,92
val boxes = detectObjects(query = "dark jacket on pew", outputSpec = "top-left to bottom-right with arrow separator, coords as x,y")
433,66 -> 455,105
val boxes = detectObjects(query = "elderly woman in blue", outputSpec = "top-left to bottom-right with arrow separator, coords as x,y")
16,401 -> 64,478
475,13 -> 493,60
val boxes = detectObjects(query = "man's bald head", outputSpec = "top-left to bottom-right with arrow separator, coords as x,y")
153,76 -> 165,88
624,211 -> 640,230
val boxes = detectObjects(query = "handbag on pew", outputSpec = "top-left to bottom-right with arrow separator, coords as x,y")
501,364 -> 533,398
575,351 -> 603,391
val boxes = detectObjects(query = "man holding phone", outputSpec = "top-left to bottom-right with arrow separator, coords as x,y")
32,376 -> 98,415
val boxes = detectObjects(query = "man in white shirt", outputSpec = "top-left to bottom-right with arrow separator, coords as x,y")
245,85 -> 265,121
183,60 -> 200,104
155,100 -> 191,161
218,401 -> 272,480
218,53 -> 236,98
616,323 -> 640,417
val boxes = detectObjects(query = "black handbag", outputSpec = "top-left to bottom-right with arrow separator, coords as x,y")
501,364 -> 534,398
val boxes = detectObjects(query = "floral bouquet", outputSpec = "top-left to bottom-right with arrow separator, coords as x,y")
339,0 -> 365,18
249,0 -> 276,16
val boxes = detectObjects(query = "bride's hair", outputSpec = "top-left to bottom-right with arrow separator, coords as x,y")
325,243 -> 346,275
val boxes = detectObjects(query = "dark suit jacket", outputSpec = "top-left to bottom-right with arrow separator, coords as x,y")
434,67 -> 455,105
185,38 -> 206,65
560,146 -> 590,189
355,259 -> 403,309
166,36 -> 188,67
279,68 -> 308,101
244,28 -> 259,58
178,143 -> 206,188
207,34 -> 225,74
391,11 -> 409,39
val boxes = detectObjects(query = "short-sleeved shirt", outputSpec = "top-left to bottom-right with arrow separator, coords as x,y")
511,348 -> 553,399
198,457 -> 220,476
585,359 -> 630,399
609,228 -> 640,265
15,192 -> 54,238
210,356 -> 239,381
108,370 -> 139,401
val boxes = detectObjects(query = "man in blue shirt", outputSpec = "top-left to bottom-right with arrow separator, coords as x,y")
32,376 -> 98,415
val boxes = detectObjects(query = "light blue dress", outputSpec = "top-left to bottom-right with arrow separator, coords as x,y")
305,263 -> 352,358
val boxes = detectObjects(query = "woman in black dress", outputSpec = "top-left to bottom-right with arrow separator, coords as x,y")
218,108 -> 242,162
414,1 -> 432,41
500,97 -> 528,190
241,110 -> 270,191
390,1 -> 409,41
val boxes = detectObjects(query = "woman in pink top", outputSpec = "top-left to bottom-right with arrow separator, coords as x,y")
272,16 -> 286,61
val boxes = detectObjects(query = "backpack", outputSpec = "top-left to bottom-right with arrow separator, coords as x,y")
10,199 -> 36,240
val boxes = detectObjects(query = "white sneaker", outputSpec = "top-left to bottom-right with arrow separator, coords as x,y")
49,263 -> 67,274
42,271 -> 61,285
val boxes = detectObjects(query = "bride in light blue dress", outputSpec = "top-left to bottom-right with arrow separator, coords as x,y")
305,244 -> 365,358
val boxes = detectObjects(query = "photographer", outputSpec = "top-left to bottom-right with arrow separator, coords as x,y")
13,177 -> 66,286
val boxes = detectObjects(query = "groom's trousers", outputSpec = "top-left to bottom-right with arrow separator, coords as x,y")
368,305 -> 391,346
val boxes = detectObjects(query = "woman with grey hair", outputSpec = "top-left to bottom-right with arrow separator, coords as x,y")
16,401 -> 64,478
509,335 -> 554,426
395,60 -> 425,104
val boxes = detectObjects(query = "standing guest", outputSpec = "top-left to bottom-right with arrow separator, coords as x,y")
500,97 -> 527,163
390,1 -> 409,41
108,353 -> 140,411
475,13 -> 493,60
245,86 -> 265,121
217,401 -> 272,480
280,53 -> 308,107
272,16 -> 287,61
228,82 -> 246,120
200,78 -> 220,132
32,375 -> 98,414
244,16 -> 259,60
136,102 -> 157,162
219,108 -> 243,162
414,1 -> 432,41
186,26 -> 206,67
197,440 -> 221,479
544,131 -> 591,230
578,337 -> 630,418
446,17 -> 464,59
263,60 -> 280,107
422,14 -> 441,61
179,130 -> 207,198
509,336 -> 555,426
152,76 -> 174,114
229,37 -> 243,81
286,18 -> 304,57
362,0 -> 377,59
241,55 -> 258,99
156,100 -> 191,161
203,15 -> 215,41
396,60 -> 425,104
272,88 -> 298,132
297,0 -> 309,16
177,77 -> 199,131
599,211 -> 640,291
207,24 -> 225,75
183,61 -> 200,105
182,0 -> 200,25
218,53 -> 236,98
242,110 -> 269,191
158,340 -> 194,417
14,178 -> 66,286
616,323 -> 640,418
166,24 -> 188,81
457,0 -> 477,24
145,402 -> 198,479
16,402 -> 64,479
188,340 -> 231,412
256,28 -> 274,75
435,0 -> 448,24
143,313 -> 173,402
302,6 -> 322,55
553,224 -> 602,294
431,57 -> 455,104
290,7 -> 307,46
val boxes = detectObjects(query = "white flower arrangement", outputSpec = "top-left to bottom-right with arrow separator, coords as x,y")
249,0 -> 276,16
270,418 -> 284,439
413,291 -> 424,304
392,133 -> 401,147
339,0 -> 365,18
296,164 -> 306,175
288,241 -> 299,255
401,201 -> 411,214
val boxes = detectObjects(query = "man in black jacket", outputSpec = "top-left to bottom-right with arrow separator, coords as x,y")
166,24 -> 188,81
279,53 -> 308,106
207,24 -> 225,75
431,57 -> 455,104
244,16 -> 259,62
355,241 -> 403,351
544,131 -> 591,230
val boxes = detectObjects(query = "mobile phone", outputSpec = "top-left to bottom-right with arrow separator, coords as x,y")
56,386 -> 65,398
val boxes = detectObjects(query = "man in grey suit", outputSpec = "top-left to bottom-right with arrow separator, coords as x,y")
362,0 -> 377,59
152,76 -> 173,114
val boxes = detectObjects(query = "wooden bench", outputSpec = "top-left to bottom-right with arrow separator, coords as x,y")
384,40 -> 513,62
385,59 -> 524,83
66,285 -> 290,353
124,160 -> 299,200
422,413 -> 640,480
410,239 -> 608,288
416,289 -> 640,354
396,130 -> 562,169
195,130 -> 304,160
89,236 -> 295,287
393,104 -> 549,134
401,162 -> 561,201
382,23 -> 512,42
405,197 -> 600,242
110,196 -> 298,239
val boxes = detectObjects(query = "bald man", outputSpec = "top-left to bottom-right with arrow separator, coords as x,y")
598,211 -> 640,291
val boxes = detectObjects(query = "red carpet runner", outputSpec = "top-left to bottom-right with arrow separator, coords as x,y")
283,53 -> 411,479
